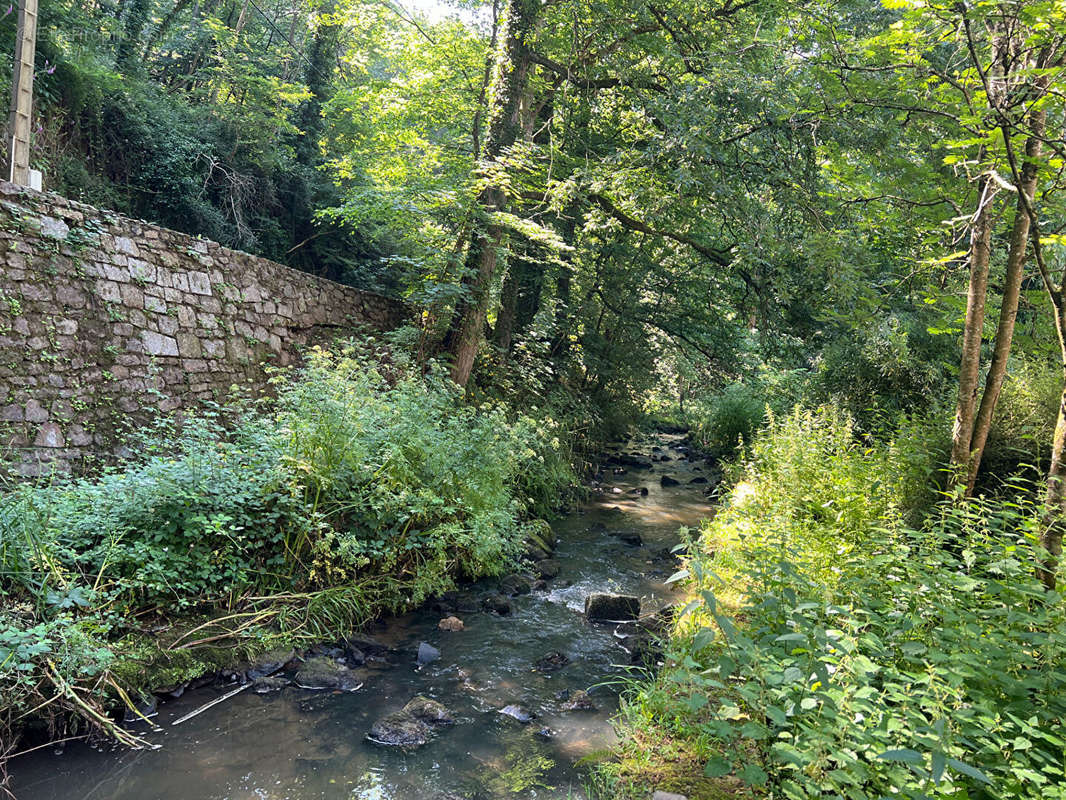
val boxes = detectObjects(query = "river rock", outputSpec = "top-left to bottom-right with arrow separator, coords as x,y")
615,530 -> 643,546
585,593 -> 641,622
294,657 -> 363,691
417,642 -> 440,665
438,616 -> 465,631
367,696 -> 454,747
534,559 -> 561,579
403,695 -> 455,725
525,519 -> 557,560
344,635 -> 392,658
499,704 -> 536,723
252,676 -> 291,694
689,476 -> 708,485
560,689 -> 596,712
499,574 -> 532,596
652,792 -> 688,800
621,632 -> 662,666
533,651 -> 570,672
367,711 -> 431,747
660,475 -> 681,487
482,593 -> 513,615
247,647 -> 295,679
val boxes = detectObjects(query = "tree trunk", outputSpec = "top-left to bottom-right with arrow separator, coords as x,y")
965,122 -> 1045,494
449,0 -> 539,387
495,261 -> 519,353
948,173 -> 996,486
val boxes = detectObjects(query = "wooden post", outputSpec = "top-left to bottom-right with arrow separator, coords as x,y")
7,0 -> 38,187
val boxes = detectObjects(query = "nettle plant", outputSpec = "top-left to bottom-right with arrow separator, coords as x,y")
671,497 -> 1066,800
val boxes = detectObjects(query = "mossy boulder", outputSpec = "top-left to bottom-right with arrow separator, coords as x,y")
525,519 -> 557,560
367,695 -> 454,747
294,657 -> 363,691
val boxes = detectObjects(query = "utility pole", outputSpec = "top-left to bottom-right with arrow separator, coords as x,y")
7,0 -> 38,187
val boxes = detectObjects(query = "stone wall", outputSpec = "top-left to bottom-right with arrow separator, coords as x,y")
0,182 -> 407,476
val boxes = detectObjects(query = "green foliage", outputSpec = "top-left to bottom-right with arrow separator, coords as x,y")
643,407 -> 1065,799
984,355 -> 1061,478
807,314 -> 955,421
686,383 -> 768,453
0,338 -> 575,744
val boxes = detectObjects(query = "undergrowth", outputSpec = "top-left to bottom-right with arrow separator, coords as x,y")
0,338 -> 576,767
606,405 -> 1066,799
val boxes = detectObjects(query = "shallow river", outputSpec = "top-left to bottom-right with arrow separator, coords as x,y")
11,435 -> 714,800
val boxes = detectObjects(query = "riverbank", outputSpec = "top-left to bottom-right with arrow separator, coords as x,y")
10,433 -> 718,799
600,407 -> 1066,800
0,341 -> 578,780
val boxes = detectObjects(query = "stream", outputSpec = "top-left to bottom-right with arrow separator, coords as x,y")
11,434 -> 715,800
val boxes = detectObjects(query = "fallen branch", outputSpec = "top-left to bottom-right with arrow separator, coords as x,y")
171,682 -> 252,726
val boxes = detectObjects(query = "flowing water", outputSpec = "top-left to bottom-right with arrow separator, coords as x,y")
11,435 -> 715,800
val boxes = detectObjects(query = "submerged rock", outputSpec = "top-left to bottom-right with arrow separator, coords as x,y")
344,634 -> 392,658
560,689 -> 597,712
482,593 -> 513,615
534,559 -> 561,579
585,593 -> 641,622
294,657 -> 363,691
499,574 -> 532,596
438,616 -> 465,631
660,475 -> 682,487
417,642 -> 441,665
499,704 -> 536,723
368,711 -> 431,747
403,695 -> 455,725
689,476 -> 708,485
614,530 -> 643,547
252,676 -> 291,694
367,696 -> 454,747
533,651 -> 570,672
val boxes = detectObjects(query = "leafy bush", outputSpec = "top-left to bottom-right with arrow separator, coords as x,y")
0,339 -> 575,748
687,383 -> 768,453
683,370 -> 808,454
807,315 -> 954,420
984,355 -> 1060,478
618,407 -> 1064,799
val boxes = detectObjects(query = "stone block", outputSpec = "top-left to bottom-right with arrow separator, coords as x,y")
39,216 -> 70,240
188,270 -> 212,295
114,236 -> 140,256
95,280 -> 122,304
119,283 -> 143,308
144,295 -> 167,314
24,399 -> 49,423
142,330 -> 178,357
177,333 -> 202,358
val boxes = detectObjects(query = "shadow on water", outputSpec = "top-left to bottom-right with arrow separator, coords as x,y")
10,434 -> 716,800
